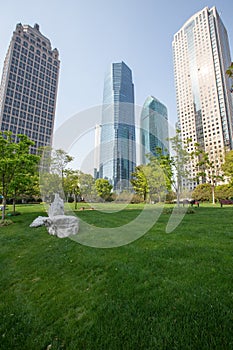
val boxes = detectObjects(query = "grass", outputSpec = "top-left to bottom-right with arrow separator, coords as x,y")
0,203 -> 233,349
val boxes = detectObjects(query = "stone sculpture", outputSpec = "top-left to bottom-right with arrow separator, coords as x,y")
30,194 -> 79,238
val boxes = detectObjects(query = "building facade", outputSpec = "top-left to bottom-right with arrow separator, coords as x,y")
0,23 -> 60,153
99,61 -> 136,191
172,7 -> 233,189
140,95 -> 169,164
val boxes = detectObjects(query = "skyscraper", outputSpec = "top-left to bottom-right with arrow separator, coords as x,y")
94,124 -> 101,179
0,23 -> 60,153
140,95 -> 169,164
173,7 -> 233,188
99,61 -> 136,191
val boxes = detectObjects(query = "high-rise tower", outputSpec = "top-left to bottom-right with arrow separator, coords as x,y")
172,7 -> 233,188
140,95 -> 169,164
99,61 -> 136,191
0,23 -> 60,153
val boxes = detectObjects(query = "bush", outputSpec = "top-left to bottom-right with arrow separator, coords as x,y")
131,194 -> 144,204
163,207 -> 195,215
0,219 -> 14,226
192,184 -> 212,202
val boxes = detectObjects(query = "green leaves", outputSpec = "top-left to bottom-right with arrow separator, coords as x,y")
222,150 -> 233,183
95,178 -> 113,200
0,131 -> 39,219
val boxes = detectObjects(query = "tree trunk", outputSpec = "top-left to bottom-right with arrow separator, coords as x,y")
1,197 -> 6,220
13,197 -> 16,214
212,185 -> 215,204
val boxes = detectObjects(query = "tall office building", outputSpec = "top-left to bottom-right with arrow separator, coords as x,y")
94,124 -> 101,179
173,7 -> 233,188
0,23 -> 60,153
140,95 -> 169,164
99,61 -> 136,191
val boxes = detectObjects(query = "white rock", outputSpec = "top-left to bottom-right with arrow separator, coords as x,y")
44,215 -> 79,238
30,216 -> 48,227
30,194 -> 79,238
48,193 -> 64,217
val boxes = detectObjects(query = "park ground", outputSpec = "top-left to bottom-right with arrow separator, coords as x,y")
0,203 -> 233,349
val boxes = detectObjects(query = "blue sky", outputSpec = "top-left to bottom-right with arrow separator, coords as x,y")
0,0 -> 233,170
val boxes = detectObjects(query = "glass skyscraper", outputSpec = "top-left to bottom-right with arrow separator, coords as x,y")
0,23 -> 60,154
140,95 -> 169,164
99,61 -> 136,191
173,6 -> 233,188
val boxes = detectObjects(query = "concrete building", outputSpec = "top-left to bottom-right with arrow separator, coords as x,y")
0,23 -> 60,153
172,7 -> 233,189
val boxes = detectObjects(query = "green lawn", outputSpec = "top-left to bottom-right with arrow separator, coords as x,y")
0,203 -> 233,349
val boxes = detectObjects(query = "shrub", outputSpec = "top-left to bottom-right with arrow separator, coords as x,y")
163,207 -> 195,215
0,219 -> 14,227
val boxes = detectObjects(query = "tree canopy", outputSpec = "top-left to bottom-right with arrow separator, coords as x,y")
0,132 -> 39,219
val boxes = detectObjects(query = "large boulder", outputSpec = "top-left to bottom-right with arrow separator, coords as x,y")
48,193 -> 64,217
30,216 -> 48,227
44,215 -> 79,238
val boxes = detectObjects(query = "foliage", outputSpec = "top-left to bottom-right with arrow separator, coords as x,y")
222,150 -> 233,183
0,219 -> 13,226
0,131 -> 39,219
39,172 -> 63,201
50,148 -> 74,179
147,147 -> 173,192
163,207 -> 195,214
63,169 -> 80,205
215,184 -> 233,201
95,178 -> 113,200
191,143 -> 223,204
155,130 -> 191,205
79,172 -> 97,201
131,158 -> 168,203
130,193 -> 145,204
131,165 -> 148,200
192,183 -> 212,202
226,62 -> 233,91
39,148 -> 74,201
145,161 -> 167,202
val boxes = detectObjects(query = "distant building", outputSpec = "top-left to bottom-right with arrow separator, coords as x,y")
140,95 -> 169,164
99,61 -> 136,191
0,23 -> 60,153
173,7 -> 233,189
94,124 -> 101,179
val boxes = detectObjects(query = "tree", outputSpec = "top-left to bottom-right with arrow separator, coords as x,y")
192,143 -> 223,204
39,148 -> 74,201
144,161 -> 167,203
226,62 -> 233,91
222,150 -> 233,183
9,173 -> 40,213
215,184 -> 233,201
79,172 -> 96,201
63,169 -> 80,207
192,183 -> 212,202
154,130 -> 191,206
95,178 -> 113,201
147,147 -> 173,192
226,62 -> 233,78
131,165 -> 149,201
50,149 -> 74,188
0,132 -> 39,220
131,159 -> 169,203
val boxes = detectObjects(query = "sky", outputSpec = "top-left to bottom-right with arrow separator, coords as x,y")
0,0 -> 233,170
